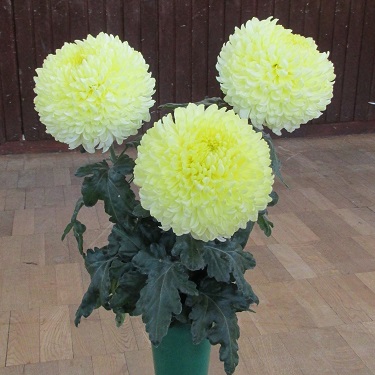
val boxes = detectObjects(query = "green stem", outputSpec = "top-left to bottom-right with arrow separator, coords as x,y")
109,144 -> 117,164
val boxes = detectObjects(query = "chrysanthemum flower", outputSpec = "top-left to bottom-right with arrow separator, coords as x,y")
34,32 -> 155,152
134,104 -> 274,241
216,17 -> 335,134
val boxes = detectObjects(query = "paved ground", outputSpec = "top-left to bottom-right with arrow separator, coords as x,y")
0,134 -> 375,374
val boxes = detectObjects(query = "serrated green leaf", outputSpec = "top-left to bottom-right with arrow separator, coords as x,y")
75,248 -> 114,326
75,160 -> 109,177
137,217 -> 163,244
61,222 -> 74,241
79,161 -> 136,228
61,197 -> 84,240
109,225 -> 146,260
133,244 -> 198,344
202,240 -> 256,297
111,152 -> 135,176
268,190 -> 279,207
132,203 -> 150,218
158,229 -> 177,254
61,198 -> 86,255
109,262 -> 147,316
171,234 -> 205,270
262,132 -> 288,187
230,221 -> 255,249
72,221 -> 87,255
257,212 -> 274,237
187,279 -> 256,375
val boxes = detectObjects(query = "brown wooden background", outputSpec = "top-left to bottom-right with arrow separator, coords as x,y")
1,0 -> 375,153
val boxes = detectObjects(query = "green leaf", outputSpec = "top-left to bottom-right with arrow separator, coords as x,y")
109,261 -> 147,316
72,221 -> 87,256
137,217 -> 163,245
108,225 -> 146,260
75,248 -> 114,326
230,221 -> 255,249
187,279 -> 256,375
159,97 -> 228,111
79,160 -> 136,228
171,234 -> 205,271
133,244 -> 198,344
132,203 -> 150,218
115,312 -> 126,327
111,152 -> 135,176
257,212 -> 274,237
61,198 -> 86,255
124,138 -> 141,150
158,229 -> 177,254
202,240 -> 256,298
268,190 -> 279,207
262,132 -> 288,187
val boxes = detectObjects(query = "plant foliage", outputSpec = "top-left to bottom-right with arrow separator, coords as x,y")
64,104 -> 282,375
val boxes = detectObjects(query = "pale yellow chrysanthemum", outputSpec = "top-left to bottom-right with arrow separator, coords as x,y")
134,104 -> 274,242
217,17 -> 335,135
34,32 -> 155,152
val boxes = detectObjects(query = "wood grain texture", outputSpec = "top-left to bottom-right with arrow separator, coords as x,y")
6,309 -> 39,366
92,353 -> 129,375
0,134 -> 375,374
100,319 -> 137,354
2,0 -> 375,149
40,306 -> 73,362
0,0 -> 23,142
0,312 -> 10,367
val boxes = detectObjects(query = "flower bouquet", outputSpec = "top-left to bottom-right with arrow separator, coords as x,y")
34,18 -> 335,375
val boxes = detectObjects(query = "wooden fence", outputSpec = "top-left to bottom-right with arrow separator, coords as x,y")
1,0 -> 375,152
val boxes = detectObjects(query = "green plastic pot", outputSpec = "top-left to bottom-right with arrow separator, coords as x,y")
152,322 -> 211,375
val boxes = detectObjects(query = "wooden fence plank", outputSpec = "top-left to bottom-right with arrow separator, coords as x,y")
315,0 -> 336,124
88,0 -> 106,36
33,0 -> 54,68
305,0 -> 321,125
0,0 -> 23,143
69,0 -> 89,40
191,0 -> 208,101
241,0 -> 256,23
158,0 -> 176,106
1,0 -> 375,149
289,0 -> 305,35
175,0 -> 192,102
326,0 -> 351,124
224,0 -> 241,41
304,0 -> 321,40
355,0 -> 375,121
124,0 -> 141,51
140,0 -> 159,122
370,66 -> 375,120
14,0 -> 41,141
106,0 -> 124,38
273,0 -> 289,27
0,74 -> 5,143
51,0 -> 70,49
340,0 -> 366,122
207,0 -> 224,97
256,0 -> 274,20
31,0 -> 55,141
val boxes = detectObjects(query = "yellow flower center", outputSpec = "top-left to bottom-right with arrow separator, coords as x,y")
206,138 -> 220,152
